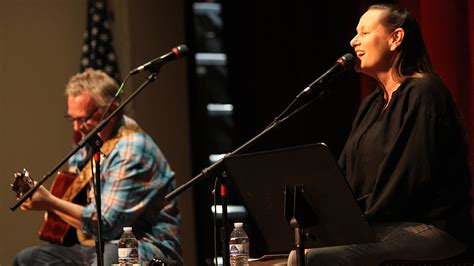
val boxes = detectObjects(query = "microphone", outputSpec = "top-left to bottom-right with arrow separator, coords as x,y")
130,44 -> 189,75
297,53 -> 355,98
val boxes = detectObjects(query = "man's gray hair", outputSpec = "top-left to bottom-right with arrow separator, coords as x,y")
65,68 -> 120,107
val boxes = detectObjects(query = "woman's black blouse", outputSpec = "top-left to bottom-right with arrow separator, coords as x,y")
339,77 -> 472,243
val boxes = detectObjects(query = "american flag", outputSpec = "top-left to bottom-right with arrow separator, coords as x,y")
80,0 -> 120,83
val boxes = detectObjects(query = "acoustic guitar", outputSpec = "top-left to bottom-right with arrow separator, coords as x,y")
11,169 -> 82,245
10,123 -> 137,246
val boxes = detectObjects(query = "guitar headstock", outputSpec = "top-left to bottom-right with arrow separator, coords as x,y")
11,169 -> 34,199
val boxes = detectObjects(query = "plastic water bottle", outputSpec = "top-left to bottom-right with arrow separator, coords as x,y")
229,222 -> 249,266
118,227 -> 139,264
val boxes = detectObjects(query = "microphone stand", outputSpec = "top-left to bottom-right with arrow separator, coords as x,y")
219,173 -> 230,266
89,133 -> 105,265
11,70 -> 162,266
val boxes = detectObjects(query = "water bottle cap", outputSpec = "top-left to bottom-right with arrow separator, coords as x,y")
123,227 -> 132,232
234,222 -> 243,228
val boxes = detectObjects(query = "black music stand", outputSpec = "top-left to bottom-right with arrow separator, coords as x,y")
223,143 -> 378,263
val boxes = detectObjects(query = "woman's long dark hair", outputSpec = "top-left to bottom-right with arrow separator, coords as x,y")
369,4 -> 438,79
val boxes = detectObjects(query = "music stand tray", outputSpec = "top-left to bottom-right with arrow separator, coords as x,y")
223,142 -> 378,256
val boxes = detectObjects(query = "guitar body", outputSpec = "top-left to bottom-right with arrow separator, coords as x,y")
38,171 -> 78,245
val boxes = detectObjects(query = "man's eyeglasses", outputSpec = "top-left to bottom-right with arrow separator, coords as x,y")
64,107 -> 100,124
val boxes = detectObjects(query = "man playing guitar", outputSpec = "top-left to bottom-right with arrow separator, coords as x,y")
13,69 -> 182,265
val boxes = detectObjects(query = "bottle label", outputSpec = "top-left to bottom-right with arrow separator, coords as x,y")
118,247 -> 139,259
229,243 -> 249,255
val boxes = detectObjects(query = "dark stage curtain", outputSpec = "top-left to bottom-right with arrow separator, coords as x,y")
223,0 -> 474,207
418,0 -> 474,196
214,0 -> 474,259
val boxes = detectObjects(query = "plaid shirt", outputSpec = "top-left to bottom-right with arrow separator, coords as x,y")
69,116 -> 182,264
